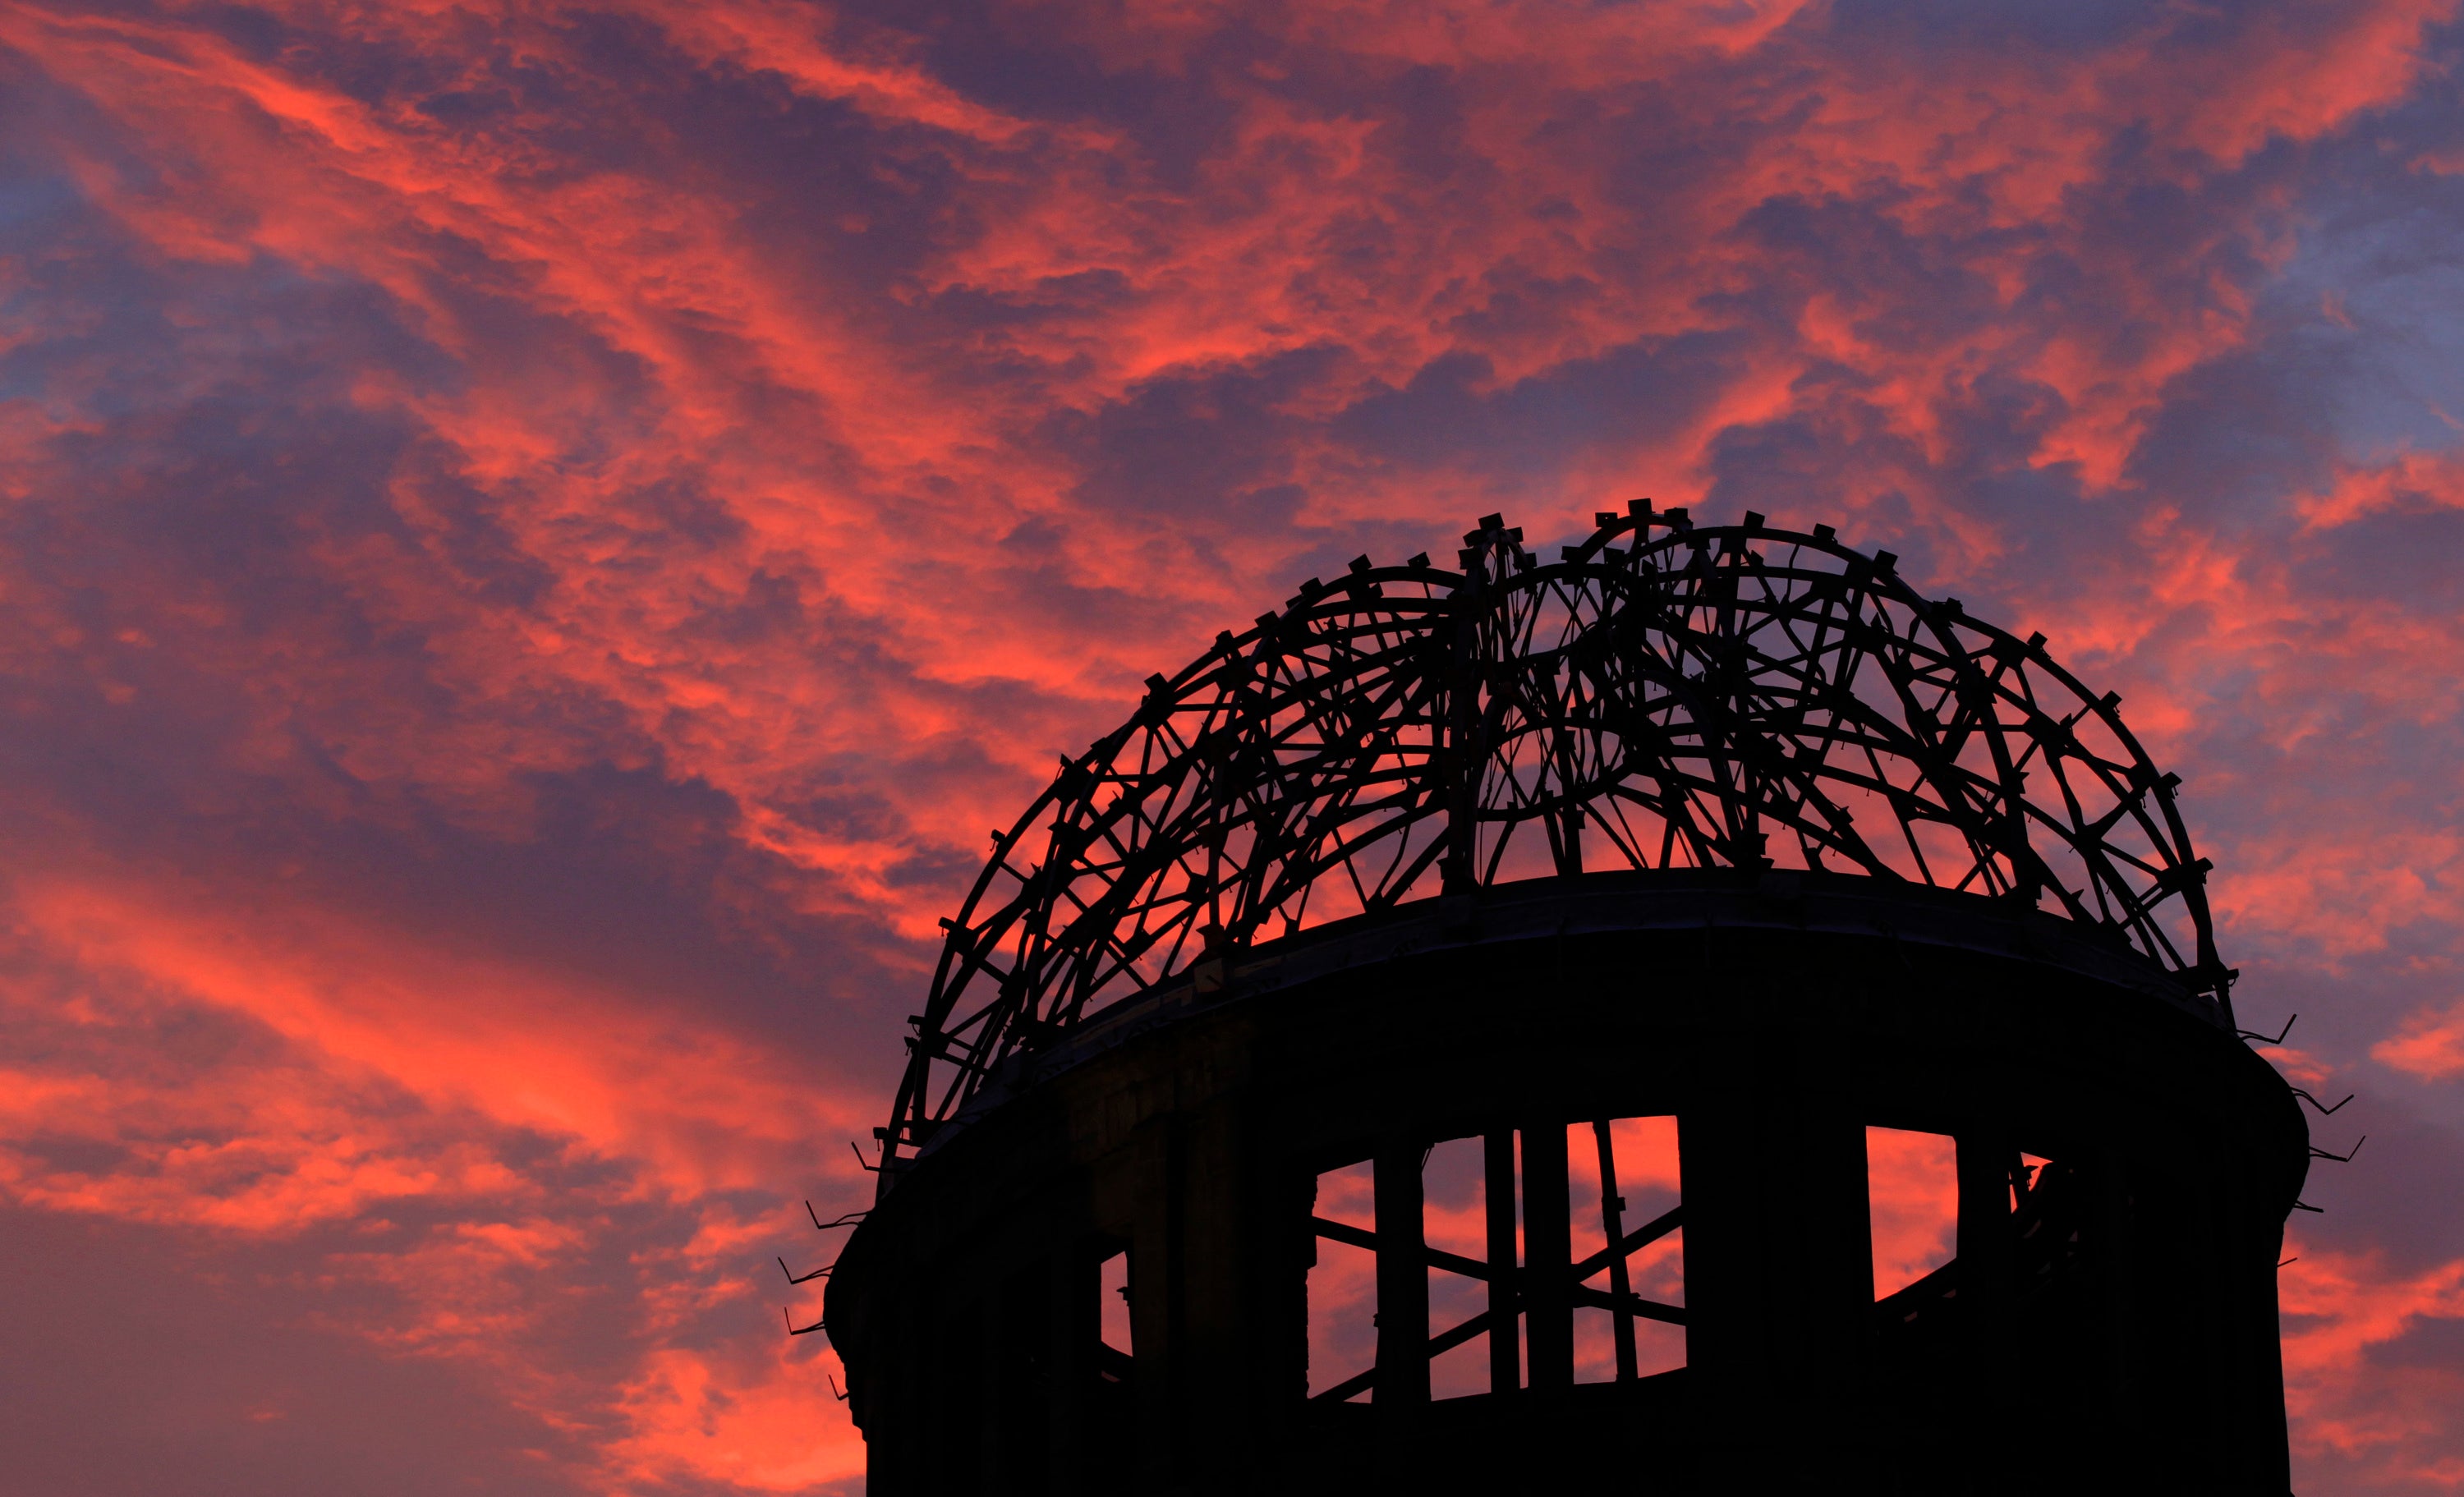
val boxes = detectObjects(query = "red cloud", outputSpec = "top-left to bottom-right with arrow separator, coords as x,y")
2282,1244 -> 2464,1482
2375,1002 -> 2464,1081
3,0 -> 2462,1489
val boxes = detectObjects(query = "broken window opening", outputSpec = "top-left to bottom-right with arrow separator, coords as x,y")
1305,1159 -> 1377,1401
1096,1245 -> 1133,1384
1423,1136 -> 1493,1399
1568,1117 -> 1686,1384
1868,1125 -> 1960,1300
1306,1118 -> 1685,1407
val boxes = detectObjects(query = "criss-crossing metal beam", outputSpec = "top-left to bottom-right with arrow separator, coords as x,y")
1305,1164 -> 1686,1403
880,508 -> 2227,1166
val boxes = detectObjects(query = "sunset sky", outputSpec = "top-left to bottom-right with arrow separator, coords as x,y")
4,1 -> 2463,1491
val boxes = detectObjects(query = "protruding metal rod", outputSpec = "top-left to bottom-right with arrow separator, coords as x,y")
1592,1119 -> 1638,1382
1484,1129 -> 1519,1395
779,1255 -> 831,1286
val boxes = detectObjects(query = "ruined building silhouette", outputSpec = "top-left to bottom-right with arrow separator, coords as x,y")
819,509 -> 2308,1494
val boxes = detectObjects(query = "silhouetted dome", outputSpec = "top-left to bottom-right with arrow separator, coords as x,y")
885,507 -> 2227,1154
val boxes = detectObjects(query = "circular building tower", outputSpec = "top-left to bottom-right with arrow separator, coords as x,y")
823,508 -> 2308,1495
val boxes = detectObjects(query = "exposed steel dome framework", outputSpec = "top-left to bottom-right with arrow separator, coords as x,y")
886,507 -> 2231,1159
825,507 -> 2307,1496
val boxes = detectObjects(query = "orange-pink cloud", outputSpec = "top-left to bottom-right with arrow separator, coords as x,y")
2282,1243 -> 2464,1483
2375,1003 -> 2464,1082
3,0 -> 2462,1489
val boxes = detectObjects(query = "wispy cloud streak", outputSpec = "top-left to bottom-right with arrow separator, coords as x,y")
2,0 -> 2462,1490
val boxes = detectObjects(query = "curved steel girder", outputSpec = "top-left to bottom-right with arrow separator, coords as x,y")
885,511 -> 2225,1154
